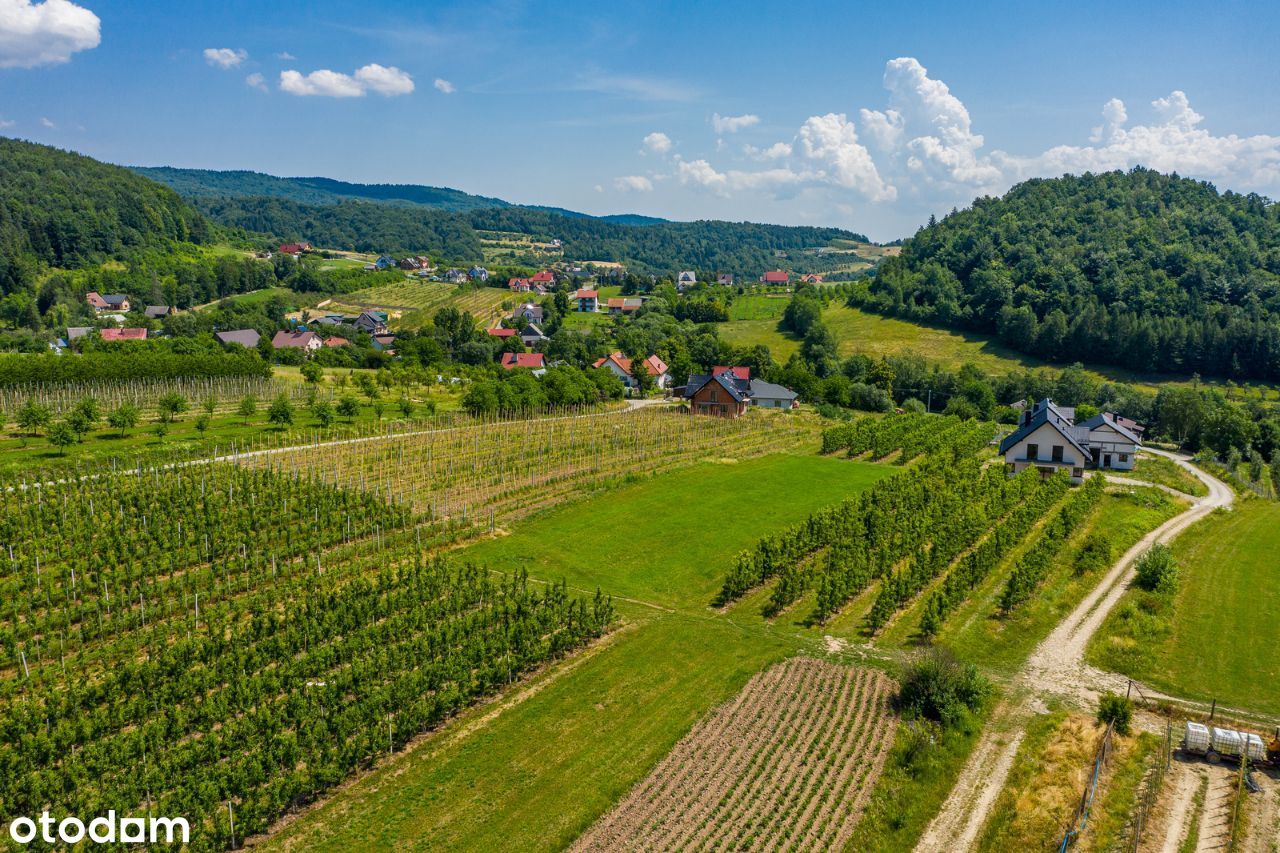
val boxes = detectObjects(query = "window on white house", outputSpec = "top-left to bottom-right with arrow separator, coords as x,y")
1119,453 -> 1129,462
1052,445 -> 1064,462
1027,443 -> 1039,460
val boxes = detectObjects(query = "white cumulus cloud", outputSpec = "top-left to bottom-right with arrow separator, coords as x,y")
744,141 -> 793,160
798,113 -> 896,201
245,72 -> 266,92
0,0 -> 100,68
613,175 -> 654,192
203,47 -> 247,69
712,112 -> 760,134
643,131 -> 673,154
280,63 -> 414,98
433,77 -> 455,94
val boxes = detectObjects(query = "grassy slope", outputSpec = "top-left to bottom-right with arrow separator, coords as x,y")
1087,499 -> 1280,716
1125,453 -> 1208,497
463,454 -> 892,609
265,453 -> 892,851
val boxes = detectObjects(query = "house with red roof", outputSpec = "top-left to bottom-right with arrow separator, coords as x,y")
99,327 -> 147,342
800,273 -> 824,284
271,330 -> 322,352
592,351 -> 671,392
486,327 -> 518,338
760,270 -> 789,285
713,365 -> 751,380
501,352 -> 547,374
508,277 -> 532,293
606,297 -> 644,315
573,289 -> 599,312
323,336 -> 350,348
530,270 -> 555,286
279,242 -> 312,255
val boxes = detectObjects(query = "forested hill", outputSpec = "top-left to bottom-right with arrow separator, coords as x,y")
860,168 -> 1280,381
134,167 -> 673,226
195,195 -> 862,273
0,138 -> 209,293
132,167 -> 513,212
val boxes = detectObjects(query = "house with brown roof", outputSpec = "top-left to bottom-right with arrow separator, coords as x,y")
100,327 -> 147,342
86,291 -> 130,313
606,297 -> 644,315
759,270 -> 789,285
592,351 -> 670,391
271,330 -> 322,352
486,327 -> 518,339
323,336 -> 350,348
574,289 -> 599,312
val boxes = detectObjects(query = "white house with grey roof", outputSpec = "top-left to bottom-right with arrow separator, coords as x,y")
998,399 -> 1141,483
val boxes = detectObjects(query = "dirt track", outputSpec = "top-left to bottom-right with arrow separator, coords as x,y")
916,450 -> 1234,852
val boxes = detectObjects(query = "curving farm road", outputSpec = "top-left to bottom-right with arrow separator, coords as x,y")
915,450 -> 1233,853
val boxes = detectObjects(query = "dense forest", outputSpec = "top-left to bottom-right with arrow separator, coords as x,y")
0,138 -> 209,294
858,169 -> 1280,380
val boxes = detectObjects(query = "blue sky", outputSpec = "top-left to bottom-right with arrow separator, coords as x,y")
2,0 -> 1279,239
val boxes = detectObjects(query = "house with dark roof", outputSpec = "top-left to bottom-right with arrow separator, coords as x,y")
215,329 -> 261,348
516,302 -> 544,324
998,399 -> 1141,483
354,311 -> 389,335
680,366 -> 800,416
86,291 -> 130,313
682,370 -> 752,417
144,305 -> 172,320
520,324 -> 548,347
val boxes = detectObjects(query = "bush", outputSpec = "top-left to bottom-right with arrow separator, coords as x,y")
895,649 -> 990,729
1097,692 -> 1133,735
1133,543 -> 1178,594
1075,533 -> 1113,575
901,397 -> 926,414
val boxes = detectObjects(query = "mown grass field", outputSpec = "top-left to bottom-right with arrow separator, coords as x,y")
1088,500 -> 1280,716
263,453 -> 893,851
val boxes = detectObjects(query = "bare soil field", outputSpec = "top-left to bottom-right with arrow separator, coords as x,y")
572,657 -> 895,852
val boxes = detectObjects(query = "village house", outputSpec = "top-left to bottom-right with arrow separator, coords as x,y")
508,277 -> 532,293
354,311 -> 389,335
520,324 -> 548,347
375,255 -> 397,270
86,291 -> 130,313
760,270 -> 790,286
800,274 -> 825,284
606,297 -> 644,315
443,268 -> 468,283
144,305 -> 172,319
680,366 -> 799,417
717,273 -> 735,286
516,302 -> 544,324
486,327 -> 518,339
372,334 -> 396,352
99,327 -> 147,342
215,329 -> 261,348
501,352 -> 547,374
530,270 -> 556,288
271,330 -> 322,353
278,242 -> 312,255
676,271 -> 697,291
468,266 -> 490,282
998,398 -> 1142,483
323,336 -> 350,348
66,326 -> 92,342
574,289 -> 599,312
592,351 -> 671,392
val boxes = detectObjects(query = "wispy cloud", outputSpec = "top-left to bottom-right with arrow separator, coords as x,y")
433,77 -> 455,94
203,47 -> 247,69
40,116 -> 54,128
712,112 -> 760,134
613,175 -> 654,192
0,0 -> 100,68
572,68 -> 699,102
275,51 -> 295,60
245,72 -> 267,92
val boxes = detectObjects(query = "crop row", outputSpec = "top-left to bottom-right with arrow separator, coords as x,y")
999,473 -> 1106,611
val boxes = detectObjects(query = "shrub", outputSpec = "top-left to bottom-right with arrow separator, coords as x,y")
1075,533 -> 1113,575
901,397 -> 926,414
1097,692 -> 1133,735
1133,543 -> 1178,594
895,649 -> 990,729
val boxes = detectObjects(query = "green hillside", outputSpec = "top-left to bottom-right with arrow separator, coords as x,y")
861,168 -> 1280,381
0,137 -> 209,292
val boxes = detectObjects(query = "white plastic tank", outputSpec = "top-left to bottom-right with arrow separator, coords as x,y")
1185,722 -> 1210,753
1212,727 -> 1243,757
1245,732 -> 1267,763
